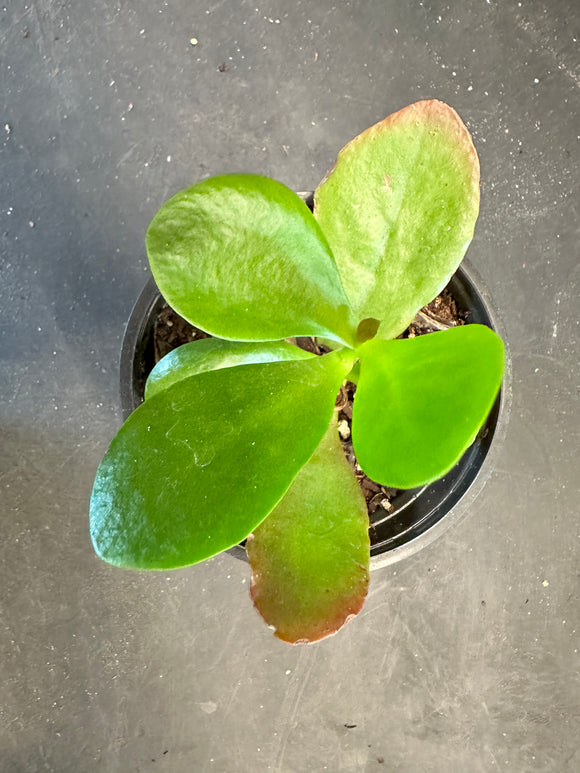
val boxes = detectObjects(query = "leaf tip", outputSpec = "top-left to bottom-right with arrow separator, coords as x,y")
356,317 -> 381,345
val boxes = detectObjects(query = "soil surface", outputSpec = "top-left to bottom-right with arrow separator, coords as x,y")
154,306 -> 210,362
152,291 -> 465,519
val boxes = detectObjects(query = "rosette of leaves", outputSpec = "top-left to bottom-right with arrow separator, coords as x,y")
90,100 -> 504,644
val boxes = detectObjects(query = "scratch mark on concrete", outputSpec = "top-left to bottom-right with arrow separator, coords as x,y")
0,5 -> 33,47
517,17 -> 580,89
274,647 -> 317,773
548,292 -> 562,356
116,141 -> 144,169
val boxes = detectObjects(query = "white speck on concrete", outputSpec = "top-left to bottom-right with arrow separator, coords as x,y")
199,700 -> 218,714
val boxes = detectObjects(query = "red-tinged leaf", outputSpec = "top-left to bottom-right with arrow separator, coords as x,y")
247,417 -> 370,644
314,100 -> 480,339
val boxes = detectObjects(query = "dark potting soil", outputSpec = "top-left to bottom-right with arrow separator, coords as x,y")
152,291 -> 466,520
153,305 -> 210,362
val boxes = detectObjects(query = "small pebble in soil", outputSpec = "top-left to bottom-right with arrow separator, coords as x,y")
338,419 -> 350,440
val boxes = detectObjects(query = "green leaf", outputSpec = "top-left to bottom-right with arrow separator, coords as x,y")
145,338 -> 314,400
90,351 -> 353,570
247,417 -> 369,644
352,325 -> 504,489
146,174 -> 357,347
314,100 -> 480,339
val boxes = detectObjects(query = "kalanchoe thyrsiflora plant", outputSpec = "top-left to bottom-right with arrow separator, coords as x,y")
90,100 -> 504,644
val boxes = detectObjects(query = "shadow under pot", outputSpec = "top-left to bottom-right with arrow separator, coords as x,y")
120,264 -> 509,572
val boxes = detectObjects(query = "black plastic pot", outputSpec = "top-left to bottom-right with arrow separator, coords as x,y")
120,198 -> 510,570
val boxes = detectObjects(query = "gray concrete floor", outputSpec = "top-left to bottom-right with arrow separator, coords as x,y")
1,1 -> 578,771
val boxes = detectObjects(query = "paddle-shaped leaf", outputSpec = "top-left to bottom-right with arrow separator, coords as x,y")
146,174 -> 357,347
314,100 -> 480,339
90,352 -> 353,570
145,338 -> 314,400
247,417 -> 369,644
352,325 -> 504,489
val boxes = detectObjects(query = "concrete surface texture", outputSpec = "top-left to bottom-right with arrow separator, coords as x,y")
1,0 -> 578,771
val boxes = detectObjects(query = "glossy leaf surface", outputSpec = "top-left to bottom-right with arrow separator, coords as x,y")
90,352 -> 353,570
314,100 -> 480,339
247,418 -> 369,644
145,338 -> 314,400
146,174 -> 356,347
352,325 -> 504,488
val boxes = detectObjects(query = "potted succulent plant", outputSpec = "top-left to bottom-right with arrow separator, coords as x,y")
90,100 -> 504,644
